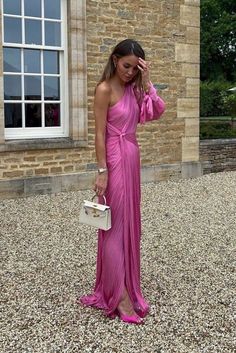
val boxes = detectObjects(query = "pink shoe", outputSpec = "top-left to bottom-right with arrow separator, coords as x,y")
134,305 -> 149,319
117,310 -> 144,325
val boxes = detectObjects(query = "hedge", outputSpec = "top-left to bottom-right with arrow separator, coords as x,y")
200,81 -> 234,117
200,121 -> 236,139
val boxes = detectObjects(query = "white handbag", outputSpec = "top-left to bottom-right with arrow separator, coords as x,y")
79,195 -> 111,231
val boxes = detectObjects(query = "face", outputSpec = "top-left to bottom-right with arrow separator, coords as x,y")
114,54 -> 140,83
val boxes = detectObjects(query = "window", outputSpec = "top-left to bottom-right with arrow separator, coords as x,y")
2,0 -> 68,139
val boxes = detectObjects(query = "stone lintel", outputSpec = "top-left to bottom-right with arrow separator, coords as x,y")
0,138 -> 88,152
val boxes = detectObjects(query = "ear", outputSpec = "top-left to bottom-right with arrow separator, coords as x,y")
112,55 -> 117,67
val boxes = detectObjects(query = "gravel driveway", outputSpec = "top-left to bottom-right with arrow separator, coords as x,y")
0,171 -> 235,353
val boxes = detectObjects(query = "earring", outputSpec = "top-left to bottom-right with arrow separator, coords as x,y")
114,62 -> 117,68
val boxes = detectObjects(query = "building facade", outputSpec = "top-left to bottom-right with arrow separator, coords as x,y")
0,0 -> 201,198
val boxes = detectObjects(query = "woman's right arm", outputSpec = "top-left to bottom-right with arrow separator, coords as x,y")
93,83 -> 111,196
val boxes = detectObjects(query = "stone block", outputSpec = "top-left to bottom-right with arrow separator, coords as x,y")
4,158 -> 21,163
24,156 -> 36,162
186,26 -> 200,44
141,164 -> 181,183
70,107 -> 88,141
186,78 -> 199,97
50,167 -> 63,174
86,163 -> 97,170
155,164 -> 182,181
182,63 -> 200,78
141,165 -> 156,183
181,161 -> 202,179
175,44 -> 199,64
185,0 -> 200,6
185,118 -> 199,137
0,179 -> 24,199
64,165 -> 74,173
24,177 -> 54,195
177,98 -> 199,118
60,172 -> 95,191
3,171 -> 24,178
35,168 -> 49,175
36,155 -> 54,162
180,5 -> 200,27
25,169 -> 34,177
20,163 -> 40,168
182,137 -> 199,162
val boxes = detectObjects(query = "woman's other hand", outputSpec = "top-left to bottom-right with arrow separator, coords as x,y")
94,172 -> 108,196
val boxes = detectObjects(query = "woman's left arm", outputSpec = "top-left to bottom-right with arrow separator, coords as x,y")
137,58 -> 166,124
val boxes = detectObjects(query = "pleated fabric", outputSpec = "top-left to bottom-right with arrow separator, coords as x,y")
79,83 -> 165,318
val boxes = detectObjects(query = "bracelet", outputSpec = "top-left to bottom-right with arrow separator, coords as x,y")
98,167 -> 108,174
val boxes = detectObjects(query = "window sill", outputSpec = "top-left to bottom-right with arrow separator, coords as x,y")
0,138 -> 88,152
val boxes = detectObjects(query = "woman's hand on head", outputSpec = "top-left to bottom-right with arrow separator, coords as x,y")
94,173 -> 108,196
137,57 -> 151,88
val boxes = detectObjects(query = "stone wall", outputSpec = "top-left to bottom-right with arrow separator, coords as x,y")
0,0 -> 201,198
200,139 -> 236,174
87,0 -> 200,170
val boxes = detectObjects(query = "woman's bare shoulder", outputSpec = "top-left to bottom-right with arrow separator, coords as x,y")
96,81 -> 112,97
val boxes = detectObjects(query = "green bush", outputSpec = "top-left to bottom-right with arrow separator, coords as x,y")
200,121 -> 236,139
223,94 -> 236,118
200,81 -> 233,117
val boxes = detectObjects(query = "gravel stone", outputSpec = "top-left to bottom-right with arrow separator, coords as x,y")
0,171 -> 235,353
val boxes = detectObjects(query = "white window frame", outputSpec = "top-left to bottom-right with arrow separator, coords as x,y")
2,0 -> 69,140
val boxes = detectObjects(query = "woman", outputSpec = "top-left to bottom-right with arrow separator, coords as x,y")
79,39 -> 165,324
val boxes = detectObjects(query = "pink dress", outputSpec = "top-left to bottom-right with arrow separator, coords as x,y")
79,83 -> 165,318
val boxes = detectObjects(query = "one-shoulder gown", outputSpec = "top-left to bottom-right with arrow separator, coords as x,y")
79,83 -> 165,318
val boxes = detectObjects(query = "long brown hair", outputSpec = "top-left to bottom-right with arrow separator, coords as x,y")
97,39 -> 146,94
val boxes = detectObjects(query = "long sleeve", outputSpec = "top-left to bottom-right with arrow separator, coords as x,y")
139,83 -> 165,124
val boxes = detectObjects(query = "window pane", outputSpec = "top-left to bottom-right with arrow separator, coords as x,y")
4,103 -> 22,128
45,104 -> 60,126
24,49 -> 41,73
44,77 -> 60,100
25,19 -> 42,45
3,0 -> 21,15
44,0 -> 61,19
25,76 -> 41,100
25,0 -> 41,17
4,75 -> 21,100
4,48 -> 21,73
45,22 -> 61,46
25,103 -> 41,127
4,17 -> 22,44
44,51 -> 59,74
